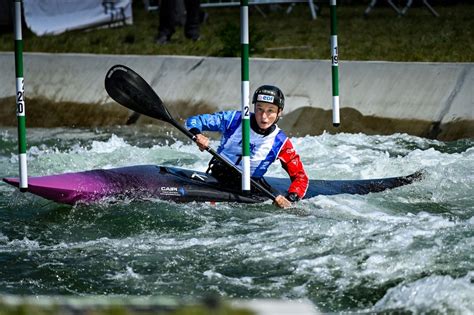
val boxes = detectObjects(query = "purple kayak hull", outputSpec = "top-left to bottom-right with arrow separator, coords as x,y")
2,165 -> 267,205
3,166 -> 161,204
3,165 -> 423,205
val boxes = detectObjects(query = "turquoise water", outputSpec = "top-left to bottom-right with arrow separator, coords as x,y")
0,127 -> 473,313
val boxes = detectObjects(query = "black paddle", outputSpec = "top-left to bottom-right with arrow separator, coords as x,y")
104,64 -> 277,201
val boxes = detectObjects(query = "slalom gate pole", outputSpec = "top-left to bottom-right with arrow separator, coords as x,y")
240,0 -> 251,192
330,0 -> 340,127
14,0 -> 28,191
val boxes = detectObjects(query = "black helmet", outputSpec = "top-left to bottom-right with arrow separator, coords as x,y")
252,85 -> 285,110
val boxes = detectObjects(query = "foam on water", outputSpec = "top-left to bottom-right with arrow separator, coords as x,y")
107,266 -> 143,281
4,134 -> 200,175
372,272 -> 474,314
0,128 -> 473,312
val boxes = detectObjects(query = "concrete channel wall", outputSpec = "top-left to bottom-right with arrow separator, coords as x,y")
0,52 -> 472,140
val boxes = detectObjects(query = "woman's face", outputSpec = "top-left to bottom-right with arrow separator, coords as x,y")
254,102 -> 281,130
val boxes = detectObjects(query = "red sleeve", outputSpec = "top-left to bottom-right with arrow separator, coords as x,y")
277,139 -> 309,199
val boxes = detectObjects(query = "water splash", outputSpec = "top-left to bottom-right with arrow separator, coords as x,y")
0,128 -> 473,312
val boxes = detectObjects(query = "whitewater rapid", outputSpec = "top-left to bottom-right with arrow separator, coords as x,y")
0,127 -> 473,313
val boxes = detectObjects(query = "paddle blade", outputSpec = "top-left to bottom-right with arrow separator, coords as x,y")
104,65 -> 173,122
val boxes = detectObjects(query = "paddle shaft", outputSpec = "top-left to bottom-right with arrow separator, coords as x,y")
168,119 -> 277,201
104,64 -> 277,201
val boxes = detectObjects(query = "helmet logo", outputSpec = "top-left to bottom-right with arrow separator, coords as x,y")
257,94 -> 274,103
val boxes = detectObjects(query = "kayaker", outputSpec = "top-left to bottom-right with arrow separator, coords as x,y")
186,85 -> 309,208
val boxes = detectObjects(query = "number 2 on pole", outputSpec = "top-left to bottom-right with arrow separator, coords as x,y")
244,105 -> 249,116
16,79 -> 24,115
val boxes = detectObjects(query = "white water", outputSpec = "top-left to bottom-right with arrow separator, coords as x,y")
0,128 -> 473,313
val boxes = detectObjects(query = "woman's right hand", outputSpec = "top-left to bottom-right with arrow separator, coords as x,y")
273,195 -> 292,209
194,134 -> 210,151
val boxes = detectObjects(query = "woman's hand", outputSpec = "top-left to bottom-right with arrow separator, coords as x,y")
274,195 -> 292,208
194,134 -> 210,151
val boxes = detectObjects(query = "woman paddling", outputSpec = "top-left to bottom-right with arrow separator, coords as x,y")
186,85 -> 309,208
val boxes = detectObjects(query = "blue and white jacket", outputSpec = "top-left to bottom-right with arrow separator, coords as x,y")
186,110 -> 309,199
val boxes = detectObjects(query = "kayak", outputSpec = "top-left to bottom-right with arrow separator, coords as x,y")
2,165 -> 422,205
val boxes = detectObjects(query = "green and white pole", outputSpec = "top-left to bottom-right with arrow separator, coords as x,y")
330,0 -> 340,127
240,0 -> 250,192
14,0 -> 28,191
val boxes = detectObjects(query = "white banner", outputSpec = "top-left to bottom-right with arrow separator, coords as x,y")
23,0 -> 133,36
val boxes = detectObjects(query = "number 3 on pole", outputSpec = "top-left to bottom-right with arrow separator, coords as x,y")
330,0 -> 340,127
332,46 -> 338,65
